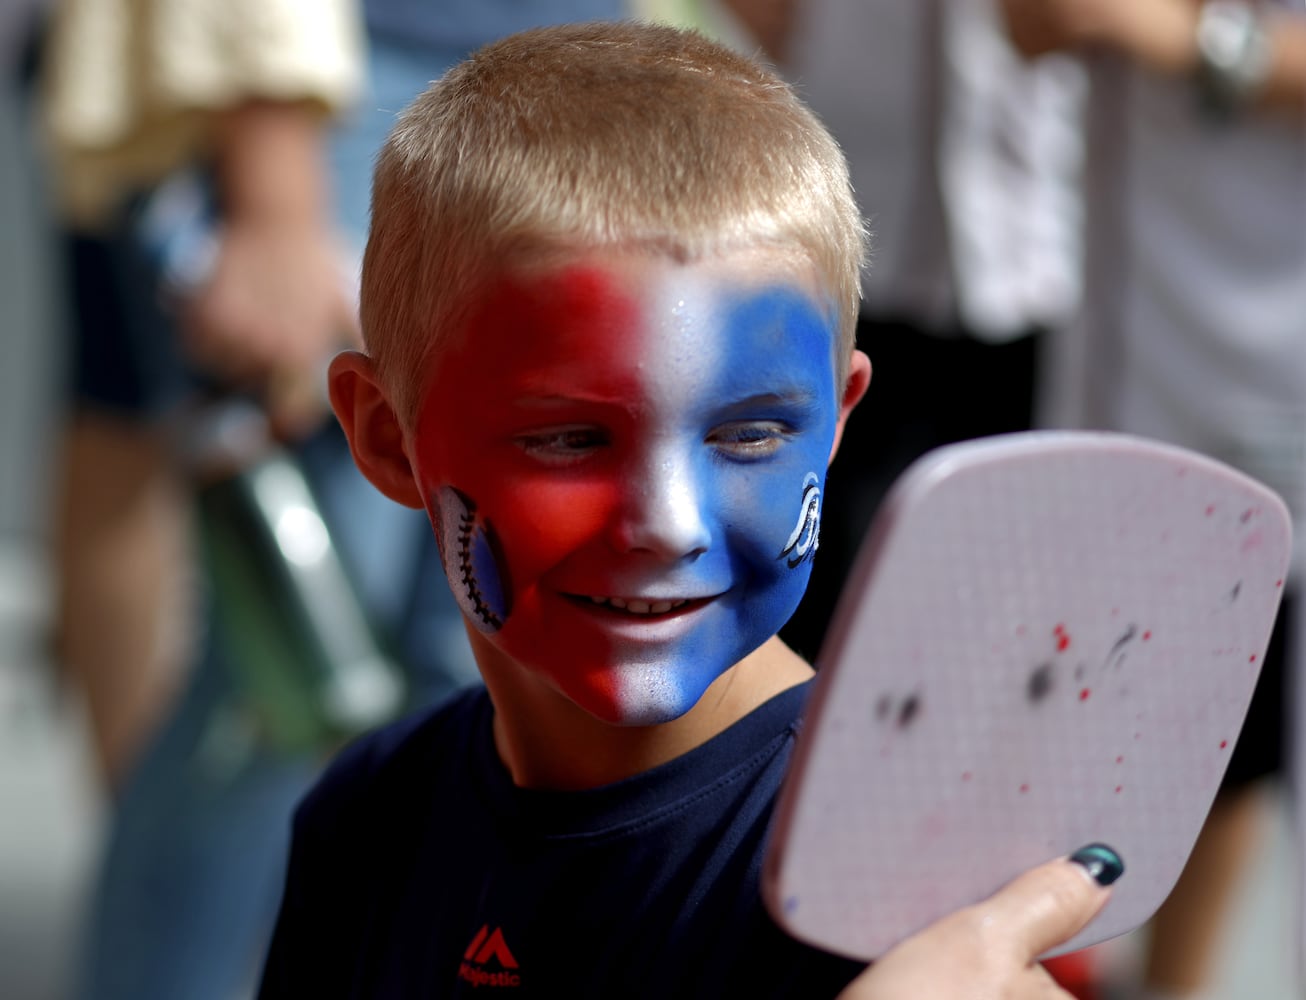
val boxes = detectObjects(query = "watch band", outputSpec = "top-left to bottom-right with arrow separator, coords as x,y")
1195,0 -> 1272,116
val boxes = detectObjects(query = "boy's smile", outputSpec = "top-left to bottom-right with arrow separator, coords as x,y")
410,247 -> 856,726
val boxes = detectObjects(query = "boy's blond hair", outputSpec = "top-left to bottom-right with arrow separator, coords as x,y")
362,20 -> 866,426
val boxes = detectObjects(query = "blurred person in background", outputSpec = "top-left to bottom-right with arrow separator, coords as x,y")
43,0 -> 368,797
999,2 -> 1306,998
40,1 -> 626,998
41,2 -> 389,998
0,0 -> 58,620
719,0 -> 1085,699
720,1 -> 1097,994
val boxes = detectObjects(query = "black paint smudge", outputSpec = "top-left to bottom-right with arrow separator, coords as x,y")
1027,663 -> 1054,703
1228,580 -> 1242,603
1106,624 -> 1138,669
875,694 -> 893,722
897,693 -> 921,729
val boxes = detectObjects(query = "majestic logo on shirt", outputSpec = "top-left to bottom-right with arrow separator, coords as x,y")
458,925 -> 521,988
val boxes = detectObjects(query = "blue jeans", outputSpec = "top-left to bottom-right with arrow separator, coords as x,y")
74,433 -> 478,1000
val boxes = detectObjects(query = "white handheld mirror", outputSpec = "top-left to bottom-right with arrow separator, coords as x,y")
765,432 -> 1291,959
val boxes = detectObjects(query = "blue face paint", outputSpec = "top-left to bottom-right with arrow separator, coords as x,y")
411,251 -> 841,725
646,281 -> 839,712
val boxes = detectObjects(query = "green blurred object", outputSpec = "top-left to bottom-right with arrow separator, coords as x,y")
132,173 -> 406,751
635,0 -> 708,30
196,446 -> 406,751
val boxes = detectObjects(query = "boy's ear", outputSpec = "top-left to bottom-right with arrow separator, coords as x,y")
828,349 -> 871,465
328,351 -> 425,509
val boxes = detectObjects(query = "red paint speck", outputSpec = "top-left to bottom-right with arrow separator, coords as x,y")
1057,635 -> 1071,652
1079,688 -> 1091,702
1053,623 -> 1065,634
1116,756 -> 1124,764
1142,630 -> 1152,641
1220,740 -> 1229,750
1115,786 -> 1123,794
1019,784 -> 1030,794
961,771 -> 972,782
1277,579 -> 1285,588
1205,504 -> 1216,516
1249,654 -> 1258,664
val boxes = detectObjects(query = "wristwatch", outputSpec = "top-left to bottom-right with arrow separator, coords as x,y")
1195,0 -> 1272,116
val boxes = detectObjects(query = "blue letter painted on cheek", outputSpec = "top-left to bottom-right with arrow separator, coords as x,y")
780,472 -> 822,567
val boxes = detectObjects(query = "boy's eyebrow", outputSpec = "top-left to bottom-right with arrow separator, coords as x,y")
714,389 -> 820,413
509,388 -> 821,411
507,390 -> 637,409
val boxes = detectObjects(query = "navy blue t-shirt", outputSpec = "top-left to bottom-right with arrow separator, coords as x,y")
258,681 -> 865,997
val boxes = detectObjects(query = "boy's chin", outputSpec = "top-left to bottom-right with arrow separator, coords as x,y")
595,699 -> 699,729
558,665 -> 724,729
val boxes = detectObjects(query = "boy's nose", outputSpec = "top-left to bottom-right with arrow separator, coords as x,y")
610,449 -> 711,561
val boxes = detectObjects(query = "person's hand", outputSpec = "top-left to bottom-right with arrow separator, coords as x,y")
182,100 -> 360,438
836,844 -> 1123,1000
183,210 -> 358,434
1000,0 -> 1200,75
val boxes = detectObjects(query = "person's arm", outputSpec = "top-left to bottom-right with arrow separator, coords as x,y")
183,98 -> 359,436
999,0 -> 1305,113
719,0 -> 799,65
836,846 -> 1121,999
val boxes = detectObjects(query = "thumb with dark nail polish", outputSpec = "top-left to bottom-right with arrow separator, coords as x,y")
1069,842 -> 1125,886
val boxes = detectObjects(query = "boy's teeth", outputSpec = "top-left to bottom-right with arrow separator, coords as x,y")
586,597 -> 691,614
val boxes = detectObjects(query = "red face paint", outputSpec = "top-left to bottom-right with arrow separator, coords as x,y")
409,249 -> 840,725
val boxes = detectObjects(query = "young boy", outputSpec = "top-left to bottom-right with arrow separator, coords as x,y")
256,20 -> 1112,998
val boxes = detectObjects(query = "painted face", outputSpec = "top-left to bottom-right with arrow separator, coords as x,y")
411,249 -> 842,725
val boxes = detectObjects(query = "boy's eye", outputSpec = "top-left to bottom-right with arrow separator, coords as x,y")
515,426 -> 610,463
707,421 -> 792,460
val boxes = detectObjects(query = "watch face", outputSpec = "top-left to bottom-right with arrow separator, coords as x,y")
1198,4 -> 1248,68
1196,1 -> 1270,105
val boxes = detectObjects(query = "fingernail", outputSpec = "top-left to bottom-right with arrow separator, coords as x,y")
1069,843 -> 1125,886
